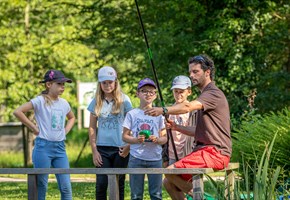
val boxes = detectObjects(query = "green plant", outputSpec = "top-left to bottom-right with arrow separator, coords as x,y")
232,108 -> 290,169
241,133 -> 281,200
203,133 -> 287,200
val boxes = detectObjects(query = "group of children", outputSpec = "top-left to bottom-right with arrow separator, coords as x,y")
14,66 -> 195,200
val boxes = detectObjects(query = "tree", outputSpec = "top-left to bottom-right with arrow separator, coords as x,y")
1,0 -> 289,124
0,0 -> 101,122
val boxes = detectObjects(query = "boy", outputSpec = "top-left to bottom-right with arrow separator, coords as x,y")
163,75 -> 196,167
122,78 -> 167,200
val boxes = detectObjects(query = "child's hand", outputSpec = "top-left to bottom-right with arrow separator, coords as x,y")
92,150 -> 103,167
137,135 -> 145,144
165,118 -> 177,130
119,145 -> 130,158
149,135 -> 159,144
32,126 -> 39,135
163,161 -> 169,168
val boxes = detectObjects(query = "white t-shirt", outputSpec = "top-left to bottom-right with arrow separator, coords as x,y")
31,95 -> 71,141
123,108 -> 165,161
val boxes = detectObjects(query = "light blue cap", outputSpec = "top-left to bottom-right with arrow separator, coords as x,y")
171,75 -> 192,90
98,66 -> 117,82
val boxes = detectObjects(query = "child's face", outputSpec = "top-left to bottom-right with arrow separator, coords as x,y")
46,82 -> 66,98
137,85 -> 157,104
100,80 -> 116,95
172,88 -> 191,104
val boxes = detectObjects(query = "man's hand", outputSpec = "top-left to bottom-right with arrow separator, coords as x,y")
144,107 -> 163,116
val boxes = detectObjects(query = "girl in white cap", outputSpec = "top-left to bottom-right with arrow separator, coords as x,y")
87,66 -> 132,200
13,69 -> 75,200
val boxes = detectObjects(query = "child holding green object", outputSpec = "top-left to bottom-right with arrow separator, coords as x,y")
122,78 -> 167,200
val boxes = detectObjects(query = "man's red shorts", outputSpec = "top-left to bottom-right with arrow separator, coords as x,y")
174,146 -> 230,181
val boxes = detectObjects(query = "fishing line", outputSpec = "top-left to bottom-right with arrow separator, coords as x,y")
134,0 -> 179,161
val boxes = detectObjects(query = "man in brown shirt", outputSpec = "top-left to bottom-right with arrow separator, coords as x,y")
145,54 -> 232,200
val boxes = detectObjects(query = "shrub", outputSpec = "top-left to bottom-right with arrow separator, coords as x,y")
232,108 -> 290,169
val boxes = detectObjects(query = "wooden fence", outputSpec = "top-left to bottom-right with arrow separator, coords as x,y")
0,163 -> 239,200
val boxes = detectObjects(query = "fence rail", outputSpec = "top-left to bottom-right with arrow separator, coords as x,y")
0,163 -> 239,200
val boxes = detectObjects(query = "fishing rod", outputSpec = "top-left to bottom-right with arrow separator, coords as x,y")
134,0 -> 179,161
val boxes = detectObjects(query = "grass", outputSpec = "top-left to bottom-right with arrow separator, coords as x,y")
0,181 -> 173,199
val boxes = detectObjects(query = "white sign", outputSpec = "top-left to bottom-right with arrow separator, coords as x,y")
77,82 -> 97,128
78,82 -> 97,109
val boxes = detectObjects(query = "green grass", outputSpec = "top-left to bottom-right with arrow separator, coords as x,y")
0,181 -> 172,200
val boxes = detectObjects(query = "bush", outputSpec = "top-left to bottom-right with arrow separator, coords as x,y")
232,108 -> 290,169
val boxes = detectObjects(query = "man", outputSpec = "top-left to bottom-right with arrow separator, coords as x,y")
144,54 -> 232,200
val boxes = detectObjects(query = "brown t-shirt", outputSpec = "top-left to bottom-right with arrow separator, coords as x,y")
195,82 -> 232,156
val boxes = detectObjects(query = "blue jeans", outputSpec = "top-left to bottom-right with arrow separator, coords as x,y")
32,137 -> 72,200
96,146 -> 129,200
128,155 -> 163,200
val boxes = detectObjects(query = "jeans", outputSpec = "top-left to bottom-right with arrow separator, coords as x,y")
32,137 -> 72,200
128,155 -> 163,200
169,158 -> 176,165
96,146 -> 129,200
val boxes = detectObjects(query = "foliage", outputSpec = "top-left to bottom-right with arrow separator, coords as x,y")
240,133 -> 281,200
77,0 -> 290,116
0,0 -> 289,124
232,107 -> 290,169
0,0 -> 102,122
204,133 -> 287,200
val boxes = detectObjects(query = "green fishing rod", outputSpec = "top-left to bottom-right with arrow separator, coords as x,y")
134,0 -> 179,161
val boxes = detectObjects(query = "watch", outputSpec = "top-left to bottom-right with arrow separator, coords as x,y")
162,107 -> 168,116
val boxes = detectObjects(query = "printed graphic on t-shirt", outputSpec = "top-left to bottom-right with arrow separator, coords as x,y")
136,118 -> 154,142
99,116 -> 118,130
51,109 -> 64,131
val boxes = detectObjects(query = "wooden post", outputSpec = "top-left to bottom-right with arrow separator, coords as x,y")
28,174 -> 37,200
108,175 -> 119,200
192,174 -> 204,200
22,124 -> 28,167
225,169 -> 235,199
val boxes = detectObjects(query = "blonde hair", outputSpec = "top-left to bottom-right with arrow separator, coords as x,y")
94,79 -> 124,116
40,82 -> 53,106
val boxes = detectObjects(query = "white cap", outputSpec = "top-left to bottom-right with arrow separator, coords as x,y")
98,66 -> 117,82
171,75 -> 192,90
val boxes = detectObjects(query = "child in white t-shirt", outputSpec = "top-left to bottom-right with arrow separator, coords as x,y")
122,78 -> 167,200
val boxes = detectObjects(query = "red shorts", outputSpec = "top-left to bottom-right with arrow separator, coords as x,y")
174,146 -> 230,181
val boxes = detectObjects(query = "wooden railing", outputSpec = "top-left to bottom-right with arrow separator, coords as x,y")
0,163 -> 239,200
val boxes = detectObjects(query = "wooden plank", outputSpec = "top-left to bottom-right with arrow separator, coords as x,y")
108,175 -> 119,200
0,168 -> 214,174
27,174 -> 37,200
0,163 -> 239,200
227,162 -> 239,170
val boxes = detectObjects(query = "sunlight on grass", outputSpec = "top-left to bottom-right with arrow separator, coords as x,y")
0,181 -> 172,199
0,151 -> 24,167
